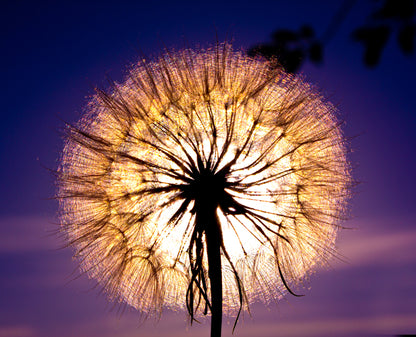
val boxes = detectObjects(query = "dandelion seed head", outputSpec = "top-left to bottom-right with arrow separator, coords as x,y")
57,43 -> 351,318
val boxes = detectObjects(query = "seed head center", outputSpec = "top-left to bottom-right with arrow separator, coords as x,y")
180,164 -> 244,218
190,167 -> 227,207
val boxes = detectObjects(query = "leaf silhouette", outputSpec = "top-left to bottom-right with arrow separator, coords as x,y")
398,24 -> 415,53
248,25 -> 321,73
352,25 -> 391,66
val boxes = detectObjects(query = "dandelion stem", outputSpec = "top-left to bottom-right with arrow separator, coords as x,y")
197,206 -> 223,337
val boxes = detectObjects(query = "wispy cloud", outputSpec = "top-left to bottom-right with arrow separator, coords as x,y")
229,313 -> 416,337
0,326 -> 37,337
334,216 -> 416,268
1,215 -> 414,337
0,216 -> 58,253
55,309 -> 416,337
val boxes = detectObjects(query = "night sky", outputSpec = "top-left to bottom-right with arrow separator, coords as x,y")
1,1 -> 415,337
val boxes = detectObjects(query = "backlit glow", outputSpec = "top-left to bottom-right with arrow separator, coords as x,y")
57,44 -> 350,318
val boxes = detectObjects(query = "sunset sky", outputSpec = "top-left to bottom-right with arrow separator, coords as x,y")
1,1 -> 415,337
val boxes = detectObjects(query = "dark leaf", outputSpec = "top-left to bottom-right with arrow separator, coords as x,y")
271,29 -> 298,44
247,44 -> 279,60
247,43 -> 304,73
352,25 -> 390,66
249,25 -> 321,72
398,24 -> 415,53
309,42 -> 323,63
283,49 -> 304,73
373,0 -> 415,21
300,25 -> 315,39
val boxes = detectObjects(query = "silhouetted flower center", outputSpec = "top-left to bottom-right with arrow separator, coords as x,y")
182,163 -> 241,217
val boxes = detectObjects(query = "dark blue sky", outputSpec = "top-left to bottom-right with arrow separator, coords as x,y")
1,1 -> 415,336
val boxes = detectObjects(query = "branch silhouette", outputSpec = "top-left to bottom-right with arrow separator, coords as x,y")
248,0 -> 415,72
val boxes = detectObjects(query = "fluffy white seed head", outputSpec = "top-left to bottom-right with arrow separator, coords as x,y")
57,43 -> 351,319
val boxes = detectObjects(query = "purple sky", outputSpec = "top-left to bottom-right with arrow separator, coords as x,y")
1,1 -> 415,336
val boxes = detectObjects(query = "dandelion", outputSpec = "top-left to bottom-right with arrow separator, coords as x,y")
57,43 -> 351,337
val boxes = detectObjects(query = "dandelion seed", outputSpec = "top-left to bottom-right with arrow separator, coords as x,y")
57,43 -> 351,337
